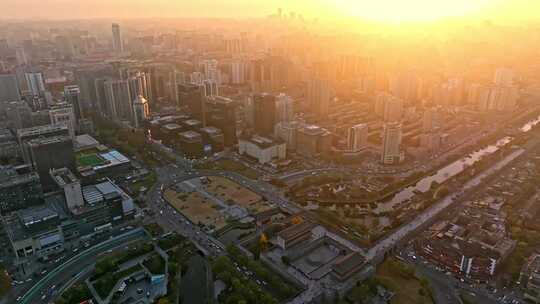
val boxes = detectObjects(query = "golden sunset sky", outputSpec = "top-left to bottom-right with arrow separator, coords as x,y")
1,0 -> 538,23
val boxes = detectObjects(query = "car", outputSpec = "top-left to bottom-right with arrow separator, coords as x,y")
16,296 -> 22,301
137,288 -> 144,294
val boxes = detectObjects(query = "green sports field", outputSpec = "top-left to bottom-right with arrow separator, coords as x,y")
77,153 -> 105,167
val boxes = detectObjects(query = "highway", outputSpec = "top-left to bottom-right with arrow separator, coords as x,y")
18,228 -> 148,304
367,148 -> 525,260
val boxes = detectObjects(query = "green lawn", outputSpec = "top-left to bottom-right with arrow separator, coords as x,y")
143,254 -> 166,275
93,264 -> 143,299
55,283 -> 93,304
196,159 -> 259,180
375,258 -> 433,304
132,171 -> 157,196
77,153 -> 105,167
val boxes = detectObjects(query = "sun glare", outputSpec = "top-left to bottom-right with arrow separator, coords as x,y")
333,0 -> 499,22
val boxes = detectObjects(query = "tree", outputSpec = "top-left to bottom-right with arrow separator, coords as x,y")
158,298 -> 170,304
291,216 -> 303,225
281,256 -> 291,265
0,269 -> 11,297
259,233 -> 269,252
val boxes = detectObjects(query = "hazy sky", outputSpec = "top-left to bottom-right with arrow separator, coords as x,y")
1,0 -> 538,22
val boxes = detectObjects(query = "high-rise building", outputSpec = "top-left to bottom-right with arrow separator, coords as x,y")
276,93 -> 293,123
389,70 -> 418,104
15,47 -> 27,65
133,95 -> 149,128
112,23 -> 123,53
206,96 -> 237,147
200,59 -> 220,83
375,92 -> 403,122
94,77 -> 109,115
494,68 -> 514,86
0,74 -> 21,103
50,167 -> 84,211
274,121 -> 301,151
231,59 -> 246,84
488,86 -> 519,111
178,83 -> 204,121
64,85 -> 83,121
17,124 -> 70,163
104,79 -> 131,121
253,93 -> 276,137
347,123 -> 368,152
422,108 -> 434,133
381,122 -> 403,165
384,96 -> 403,122
127,72 -> 151,102
25,72 -> 45,96
307,78 -> 331,117
296,124 -> 332,158
202,79 -> 219,97
27,135 -> 76,191
49,103 -> 76,139
5,101 -> 32,130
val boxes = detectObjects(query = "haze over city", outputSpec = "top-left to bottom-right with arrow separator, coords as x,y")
1,0 -> 540,22
0,1 -> 540,304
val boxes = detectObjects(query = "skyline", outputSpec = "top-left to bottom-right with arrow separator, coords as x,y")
1,1 -> 540,304
1,0 -> 539,24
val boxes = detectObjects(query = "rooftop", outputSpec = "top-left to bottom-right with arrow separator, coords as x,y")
299,124 -> 327,136
18,205 -> 58,228
199,126 -> 222,136
332,252 -> 366,277
50,167 -> 79,186
240,135 -> 284,149
81,180 -> 126,205
161,123 -> 182,131
27,135 -> 71,147
0,166 -> 40,188
74,134 -> 100,151
180,131 -> 202,141
277,221 -> 314,241
94,150 -> 130,170
17,124 -> 68,138
184,119 -> 202,127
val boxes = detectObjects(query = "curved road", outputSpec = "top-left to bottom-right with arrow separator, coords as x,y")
19,228 -> 147,304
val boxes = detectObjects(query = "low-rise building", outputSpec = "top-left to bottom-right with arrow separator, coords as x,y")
415,202 -> 516,280
3,205 -> 64,260
77,149 -> 131,183
179,131 -> 203,158
0,165 -> 43,213
199,126 -> 224,153
296,124 -> 332,158
331,252 -> 367,282
520,253 -> 540,303
276,221 -> 315,250
238,135 -> 286,164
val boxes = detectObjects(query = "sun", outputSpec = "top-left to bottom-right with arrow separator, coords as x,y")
332,0 -> 499,22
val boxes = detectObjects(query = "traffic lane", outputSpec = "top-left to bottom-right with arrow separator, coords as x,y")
20,230 -> 147,304
145,195 -> 221,255
8,227 -> 135,302
414,263 -> 462,304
